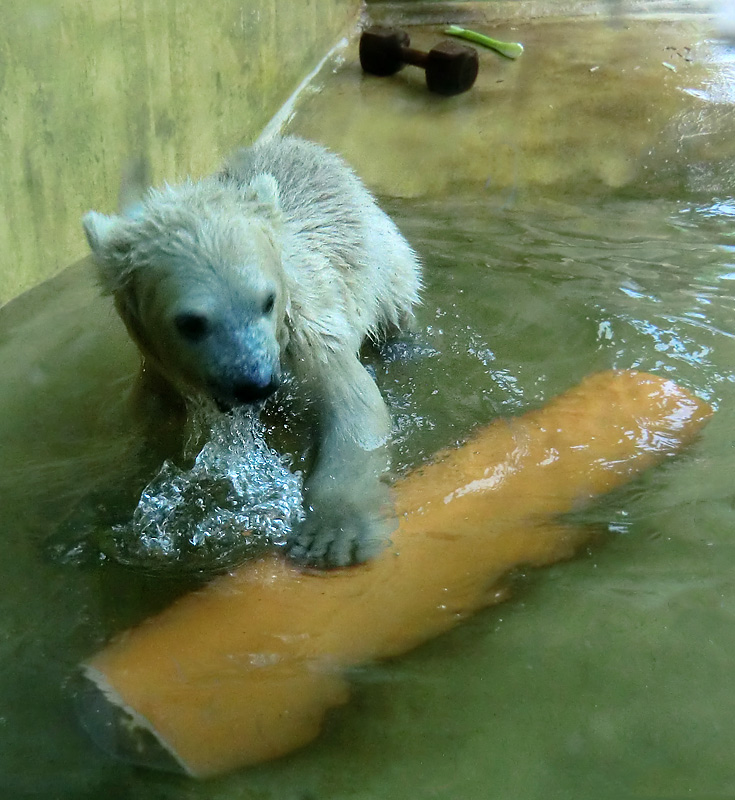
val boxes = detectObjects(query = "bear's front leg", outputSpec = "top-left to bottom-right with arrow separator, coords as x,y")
287,352 -> 396,568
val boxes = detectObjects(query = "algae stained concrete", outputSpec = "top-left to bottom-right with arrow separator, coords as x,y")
285,3 -> 733,203
0,0 -> 359,305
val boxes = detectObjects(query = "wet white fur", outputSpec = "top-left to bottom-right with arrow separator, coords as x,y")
83,136 -> 422,567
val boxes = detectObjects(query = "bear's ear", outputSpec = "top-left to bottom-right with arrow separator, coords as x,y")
245,173 -> 281,219
82,211 -> 119,254
82,211 -> 135,293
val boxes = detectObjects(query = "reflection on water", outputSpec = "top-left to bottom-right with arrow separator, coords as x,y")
382,195 -> 735,469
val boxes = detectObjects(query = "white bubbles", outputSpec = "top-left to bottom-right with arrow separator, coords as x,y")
109,408 -> 304,573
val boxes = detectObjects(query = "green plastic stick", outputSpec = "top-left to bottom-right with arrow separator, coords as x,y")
444,25 -> 524,60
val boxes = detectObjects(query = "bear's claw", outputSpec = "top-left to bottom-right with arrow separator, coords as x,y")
286,506 -> 392,569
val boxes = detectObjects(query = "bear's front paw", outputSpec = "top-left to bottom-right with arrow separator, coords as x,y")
287,492 -> 395,569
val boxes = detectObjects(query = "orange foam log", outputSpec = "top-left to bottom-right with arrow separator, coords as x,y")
81,370 -> 711,777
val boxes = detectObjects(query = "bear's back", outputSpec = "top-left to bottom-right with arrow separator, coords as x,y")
221,137 -> 375,264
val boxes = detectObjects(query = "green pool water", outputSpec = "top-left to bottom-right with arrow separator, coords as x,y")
3,5 -> 735,799
2,189 -> 734,798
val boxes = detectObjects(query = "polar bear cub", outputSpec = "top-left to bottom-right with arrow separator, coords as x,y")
83,136 -> 422,568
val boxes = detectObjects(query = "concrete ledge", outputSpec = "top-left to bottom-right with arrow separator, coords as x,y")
287,3 -> 727,202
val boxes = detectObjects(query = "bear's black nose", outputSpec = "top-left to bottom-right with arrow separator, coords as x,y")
232,378 -> 279,404
213,378 -> 279,410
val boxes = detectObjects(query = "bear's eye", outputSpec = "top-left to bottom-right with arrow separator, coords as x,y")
262,292 -> 276,315
175,312 -> 210,342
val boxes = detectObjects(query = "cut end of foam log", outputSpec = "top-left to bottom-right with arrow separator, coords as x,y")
78,370 -> 712,777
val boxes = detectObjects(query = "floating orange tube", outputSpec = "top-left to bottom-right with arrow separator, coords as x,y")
81,370 -> 711,777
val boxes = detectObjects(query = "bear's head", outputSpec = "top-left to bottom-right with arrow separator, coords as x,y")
83,174 -> 290,410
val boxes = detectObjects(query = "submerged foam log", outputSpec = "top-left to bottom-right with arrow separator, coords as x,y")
81,370 -> 711,777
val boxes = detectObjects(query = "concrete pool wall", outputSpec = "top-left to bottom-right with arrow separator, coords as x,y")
0,0 -> 360,304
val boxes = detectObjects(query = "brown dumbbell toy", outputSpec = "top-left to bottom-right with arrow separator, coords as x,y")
359,26 -> 479,96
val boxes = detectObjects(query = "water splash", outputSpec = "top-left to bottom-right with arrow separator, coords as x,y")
107,407 -> 304,573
